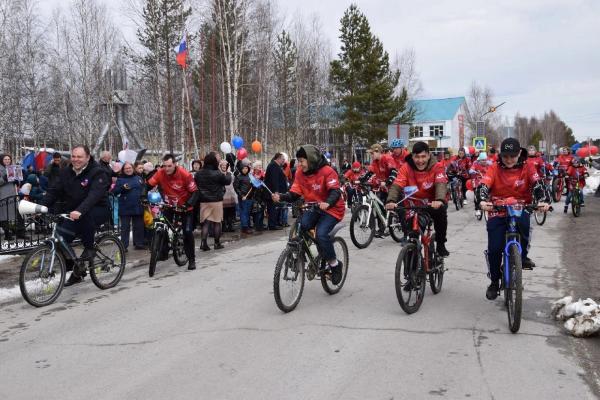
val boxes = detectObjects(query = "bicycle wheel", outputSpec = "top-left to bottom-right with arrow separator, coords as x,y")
551,178 -> 562,202
273,246 -> 305,312
172,232 -> 188,266
451,185 -> 459,211
395,242 -> 426,314
321,237 -> 349,294
571,190 -> 581,217
505,244 -> 523,333
19,245 -> 66,307
458,186 -> 464,209
349,204 -> 375,249
534,210 -> 546,225
90,234 -> 126,290
388,211 -> 404,242
428,234 -> 444,294
148,227 -> 164,277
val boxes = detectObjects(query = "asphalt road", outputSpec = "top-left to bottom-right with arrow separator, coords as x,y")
0,199 -> 597,399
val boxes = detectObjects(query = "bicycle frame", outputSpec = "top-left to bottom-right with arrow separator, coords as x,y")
361,189 -> 392,227
503,206 -> 523,287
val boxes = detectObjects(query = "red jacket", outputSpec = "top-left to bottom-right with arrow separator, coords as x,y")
344,168 -> 364,183
148,166 -> 197,206
527,156 -> 546,175
481,162 -> 540,204
369,154 -> 396,181
450,155 -> 472,177
556,155 -> 573,170
290,166 -> 345,221
395,161 -> 448,202
567,165 -> 587,188
391,149 -> 409,170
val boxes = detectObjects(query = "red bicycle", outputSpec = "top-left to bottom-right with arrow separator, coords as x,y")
393,188 -> 445,314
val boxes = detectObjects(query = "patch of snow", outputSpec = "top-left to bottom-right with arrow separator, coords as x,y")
551,296 -> 600,337
584,168 -> 600,194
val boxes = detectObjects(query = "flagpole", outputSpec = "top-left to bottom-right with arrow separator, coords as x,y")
182,67 -> 199,160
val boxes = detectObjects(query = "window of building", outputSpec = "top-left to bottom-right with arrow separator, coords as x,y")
429,125 -> 444,137
410,126 -> 423,138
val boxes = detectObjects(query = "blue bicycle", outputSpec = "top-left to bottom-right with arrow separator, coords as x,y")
484,198 -> 552,333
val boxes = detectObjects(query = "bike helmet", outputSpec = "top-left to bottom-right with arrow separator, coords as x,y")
477,152 -> 488,161
148,191 -> 162,204
572,157 -> 581,166
390,138 -> 405,149
352,161 -> 361,169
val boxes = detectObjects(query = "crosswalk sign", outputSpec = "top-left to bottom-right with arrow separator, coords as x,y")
472,137 -> 487,151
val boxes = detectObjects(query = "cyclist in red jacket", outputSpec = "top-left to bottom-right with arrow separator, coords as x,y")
385,141 -> 450,257
564,157 -> 589,212
272,144 -> 345,284
475,138 -> 550,300
390,138 -> 409,170
343,161 -> 365,208
451,148 -> 472,205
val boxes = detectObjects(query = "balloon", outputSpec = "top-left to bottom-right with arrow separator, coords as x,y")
591,146 -> 598,156
571,143 -> 581,152
576,148 -> 587,158
232,136 -> 244,149
468,146 -> 476,155
220,141 -> 232,154
251,140 -> 262,153
118,149 -> 137,164
237,147 -> 248,160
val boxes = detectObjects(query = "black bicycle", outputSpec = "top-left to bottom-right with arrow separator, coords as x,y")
273,202 -> 349,313
19,213 -> 126,307
148,202 -> 188,277
448,175 -> 464,211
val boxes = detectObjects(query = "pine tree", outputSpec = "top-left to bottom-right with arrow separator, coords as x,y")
330,4 -> 413,155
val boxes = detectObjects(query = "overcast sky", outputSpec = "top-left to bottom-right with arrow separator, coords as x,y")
40,0 -> 600,140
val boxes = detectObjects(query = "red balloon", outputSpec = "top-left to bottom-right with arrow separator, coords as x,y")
591,145 -> 598,156
576,148 -> 587,158
466,179 -> 474,191
237,147 -> 248,160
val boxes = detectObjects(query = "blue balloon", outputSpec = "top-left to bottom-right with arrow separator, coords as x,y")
571,143 -> 581,152
232,136 -> 244,149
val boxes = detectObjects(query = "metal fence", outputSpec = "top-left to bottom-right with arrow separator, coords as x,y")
0,195 -> 119,255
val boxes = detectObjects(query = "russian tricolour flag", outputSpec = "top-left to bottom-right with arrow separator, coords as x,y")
175,33 -> 188,68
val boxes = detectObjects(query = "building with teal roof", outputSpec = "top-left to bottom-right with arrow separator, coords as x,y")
388,96 -> 471,153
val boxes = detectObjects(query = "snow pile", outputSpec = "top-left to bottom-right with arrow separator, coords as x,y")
584,168 -> 600,194
551,296 -> 600,337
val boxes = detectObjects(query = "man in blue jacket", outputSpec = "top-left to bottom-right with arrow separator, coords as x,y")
264,153 -> 288,230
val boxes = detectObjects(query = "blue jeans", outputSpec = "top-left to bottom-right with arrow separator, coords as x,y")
300,210 -> 339,262
486,212 -> 531,283
239,199 -> 254,229
279,205 -> 289,226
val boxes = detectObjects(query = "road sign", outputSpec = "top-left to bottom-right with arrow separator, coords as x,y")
472,136 -> 487,151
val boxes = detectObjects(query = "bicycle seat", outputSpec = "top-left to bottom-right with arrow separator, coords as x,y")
328,222 -> 346,239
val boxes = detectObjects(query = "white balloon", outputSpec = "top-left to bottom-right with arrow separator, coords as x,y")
220,142 -> 232,154
118,149 -> 137,164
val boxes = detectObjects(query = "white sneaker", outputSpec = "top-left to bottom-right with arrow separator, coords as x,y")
463,200 -> 468,205
475,210 -> 482,218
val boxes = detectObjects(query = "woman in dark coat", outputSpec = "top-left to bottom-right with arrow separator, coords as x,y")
194,152 -> 232,250
112,162 -> 146,251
